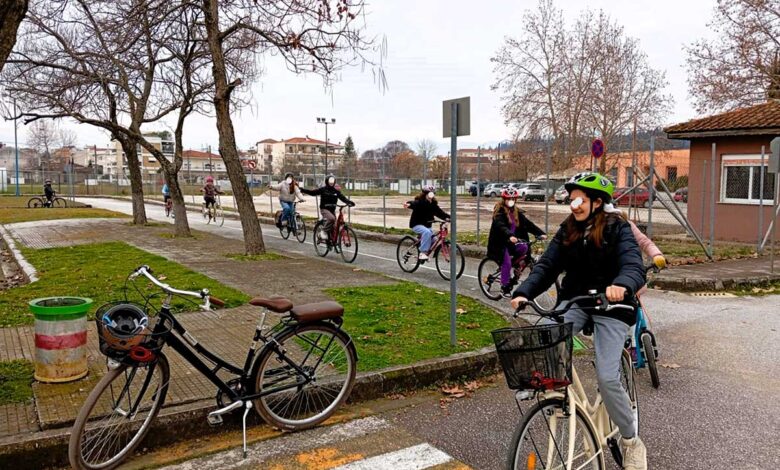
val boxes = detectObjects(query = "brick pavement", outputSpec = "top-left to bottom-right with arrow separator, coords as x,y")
1,218 -> 394,437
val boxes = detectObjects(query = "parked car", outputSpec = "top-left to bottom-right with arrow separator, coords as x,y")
674,187 -> 688,203
469,182 -> 487,196
554,184 -> 569,204
613,187 -> 655,208
484,183 -> 507,197
517,183 -> 546,202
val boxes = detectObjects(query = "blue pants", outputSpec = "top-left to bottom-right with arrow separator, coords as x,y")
280,201 -> 295,229
412,225 -> 433,253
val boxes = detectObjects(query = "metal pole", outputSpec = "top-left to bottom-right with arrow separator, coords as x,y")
381,155 -> 386,233
497,144 -> 501,183
449,102 -> 458,347
647,136 -> 654,239
709,143 -> 717,257
324,123 -> 328,175
476,146 -> 481,246
701,160 -> 707,235
758,146 -> 765,253
545,140 -> 552,233
771,173 -> 778,273
13,99 -> 19,196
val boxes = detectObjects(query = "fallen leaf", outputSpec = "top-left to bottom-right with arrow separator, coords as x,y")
660,363 -> 681,369
456,308 -> 467,314
465,322 -> 480,329
464,380 -> 480,392
352,268 -> 362,272
436,291 -> 445,295
157,275 -> 167,281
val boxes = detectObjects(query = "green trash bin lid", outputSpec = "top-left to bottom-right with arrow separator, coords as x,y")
29,297 -> 94,321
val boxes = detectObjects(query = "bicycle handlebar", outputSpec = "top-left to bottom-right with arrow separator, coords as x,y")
130,265 -> 218,311
514,291 -> 634,320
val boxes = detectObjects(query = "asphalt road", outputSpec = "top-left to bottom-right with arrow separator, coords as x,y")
78,198 -> 780,469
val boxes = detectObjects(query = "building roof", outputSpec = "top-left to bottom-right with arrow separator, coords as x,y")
256,138 -> 279,144
665,100 -> 780,139
284,137 -> 344,148
182,150 -> 220,160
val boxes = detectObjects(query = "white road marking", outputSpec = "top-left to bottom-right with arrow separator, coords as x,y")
334,443 -> 453,470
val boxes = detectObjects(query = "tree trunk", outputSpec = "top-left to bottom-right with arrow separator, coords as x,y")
202,0 -> 264,254
118,137 -> 147,225
164,170 -> 191,236
0,0 -> 28,73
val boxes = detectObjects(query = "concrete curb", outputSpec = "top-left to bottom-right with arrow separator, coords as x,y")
0,225 -> 38,283
0,347 -> 499,469
652,274 -> 780,292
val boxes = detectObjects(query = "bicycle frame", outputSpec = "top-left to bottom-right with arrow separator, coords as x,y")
327,205 -> 349,242
632,302 -> 651,368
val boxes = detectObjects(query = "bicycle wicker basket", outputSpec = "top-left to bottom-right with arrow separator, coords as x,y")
491,322 -> 573,391
95,301 -> 170,365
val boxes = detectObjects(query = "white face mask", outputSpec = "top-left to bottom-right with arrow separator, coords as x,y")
327,177 -> 335,186
570,197 -> 584,209
285,177 -> 292,184
426,192 -> 434,200
507,200 -> 516,208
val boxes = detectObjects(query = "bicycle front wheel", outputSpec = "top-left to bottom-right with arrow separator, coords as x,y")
294,214 -> 306,243
338,226 -> 358,263
396,236 -> 421,273
477,257 -> 503,300
53,197 -> 67,208
69,355 -> 170,470
640,331 -> 660,389
252,323 -> 357,431
434,241 -> 465,280
27,197 -> 44,208
509,397 -> 603,470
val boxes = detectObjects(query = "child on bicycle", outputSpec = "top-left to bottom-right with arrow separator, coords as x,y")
486,187 -> 547,298
43,179 -> 55,206
200,176 -> 223,210
269,172 -> 305,228
403,185 -> 450,261
510,172 -> 648,470
300,175 -> 354,242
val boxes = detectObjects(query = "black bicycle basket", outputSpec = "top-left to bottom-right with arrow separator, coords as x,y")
492,322 -> 573,391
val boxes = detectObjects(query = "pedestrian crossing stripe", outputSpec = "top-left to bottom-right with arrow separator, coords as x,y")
333,443 -> 453,469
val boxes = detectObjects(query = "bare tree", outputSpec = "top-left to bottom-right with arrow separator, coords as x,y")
200,0 -> 384,254
26,119 -> 57,170
686,0 -> 780,113
416,138 -> 437,182
0,0 -> 27,72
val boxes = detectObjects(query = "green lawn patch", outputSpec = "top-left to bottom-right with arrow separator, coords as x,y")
0,207 -> 125,225
326,282 -> 507,371
729,280 -> 780,297
655,238 -> 770,264
225,252 -> 287,261
0,360 -> 34,405
0,241 -> 249,327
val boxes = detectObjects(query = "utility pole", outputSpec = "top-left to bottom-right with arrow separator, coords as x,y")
208,144 -> 212,179
13,99 -> 19,196
317,117 -> 336,175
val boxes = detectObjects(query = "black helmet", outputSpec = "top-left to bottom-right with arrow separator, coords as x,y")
284,172 -> 294,179
44,179 -> 52,184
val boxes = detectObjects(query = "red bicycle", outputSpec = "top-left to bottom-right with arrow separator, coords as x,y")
313,204 -> 358,263
396,220 -> 465,280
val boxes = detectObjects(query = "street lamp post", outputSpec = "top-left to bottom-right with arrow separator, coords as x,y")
316,117 -> 336,175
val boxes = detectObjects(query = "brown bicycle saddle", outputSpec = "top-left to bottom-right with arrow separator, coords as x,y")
249,296 -> 293,313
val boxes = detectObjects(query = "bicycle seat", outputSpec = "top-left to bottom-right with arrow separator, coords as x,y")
290,301 -> 344,323
249,296 -> 293,313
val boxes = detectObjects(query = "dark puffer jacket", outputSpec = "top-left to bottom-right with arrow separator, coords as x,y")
301,185 -> 354,211
513,214 -> 646,324
406,198 -> 449,229
486,208 -> 545,262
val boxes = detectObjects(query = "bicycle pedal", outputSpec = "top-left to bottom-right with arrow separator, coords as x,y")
207,414 -> 223,426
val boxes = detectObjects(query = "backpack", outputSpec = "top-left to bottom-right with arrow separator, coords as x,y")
274,210 -> 284,228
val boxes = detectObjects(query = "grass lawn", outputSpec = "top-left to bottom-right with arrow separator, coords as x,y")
0,360 -> 34,405
654,237 -> 773,263
0,241 -> 249,327
0,207 -> 125,225
326,282 -> 507,371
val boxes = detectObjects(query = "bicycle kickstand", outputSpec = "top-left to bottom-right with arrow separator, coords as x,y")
242,400 -> 253,458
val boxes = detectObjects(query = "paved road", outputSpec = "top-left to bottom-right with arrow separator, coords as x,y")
78,198 -> 780,469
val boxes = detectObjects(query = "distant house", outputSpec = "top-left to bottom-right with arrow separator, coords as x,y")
665,100 -> 779,243
256,136 -> 344,175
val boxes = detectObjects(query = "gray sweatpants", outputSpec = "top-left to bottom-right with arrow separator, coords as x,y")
563,305 -> 636,439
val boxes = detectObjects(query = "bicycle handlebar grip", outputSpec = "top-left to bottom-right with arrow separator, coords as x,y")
209,296 -> 226,307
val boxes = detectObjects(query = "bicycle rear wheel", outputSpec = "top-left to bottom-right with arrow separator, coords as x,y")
165,201 -> 172,217
508,397 -> 603,470
69,355 -> 170,470
640,331 -> 660,388
215,205 -> 224,226
338,226 -> 358,263
434,241 -> 465,280
313,220 -> 330,257
477,257 -> 503,300
252,323 -> 356,431
396,236 -> 421,273
53,197 -> 67,208
27,197 -> 44,208
294,214 -> 306,243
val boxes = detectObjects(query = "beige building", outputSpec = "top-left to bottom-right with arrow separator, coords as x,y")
256,136 -> 344,175
111,134 -> 175,178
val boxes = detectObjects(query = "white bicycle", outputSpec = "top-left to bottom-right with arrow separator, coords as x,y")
493,291 -> 638,469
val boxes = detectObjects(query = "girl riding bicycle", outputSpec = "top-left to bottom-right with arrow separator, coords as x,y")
403,185 -> 449,261
200,176 -> 223,210
269,172 -> 305,228
510,172 -> 649,470
301,175 -> 354,242
486,187 -> 547,298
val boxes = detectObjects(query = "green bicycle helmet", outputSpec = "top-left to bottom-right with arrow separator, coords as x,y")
564,172 -> 614,203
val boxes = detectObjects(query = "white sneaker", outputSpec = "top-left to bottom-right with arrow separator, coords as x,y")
319,230 -> 329,240
418,253 -> 429,261
622,436 -> 647,470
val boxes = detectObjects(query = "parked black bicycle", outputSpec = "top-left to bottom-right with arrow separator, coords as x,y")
68,265 -> 357,470
27,195 -> 67,208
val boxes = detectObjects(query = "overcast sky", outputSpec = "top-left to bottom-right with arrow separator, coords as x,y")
0,0 -> 716,155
